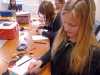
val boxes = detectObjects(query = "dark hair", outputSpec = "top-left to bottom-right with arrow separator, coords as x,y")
38,1 -> 55,23
8,0 -> 16,10
55,0 -> 65,4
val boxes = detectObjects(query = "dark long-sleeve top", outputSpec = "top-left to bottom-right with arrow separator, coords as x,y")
40,40 -> 100,75
8,4 -> 22,11
42,12 -> 62,47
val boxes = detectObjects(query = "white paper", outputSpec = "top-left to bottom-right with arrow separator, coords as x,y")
8,55 -> 37,75
0,40 -> 7,48
96,31 -> 100,41
32,35 -> 48,41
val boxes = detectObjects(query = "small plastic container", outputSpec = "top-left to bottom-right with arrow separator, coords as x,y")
16,27 -> 29,51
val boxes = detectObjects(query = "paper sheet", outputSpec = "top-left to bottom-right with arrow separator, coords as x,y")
96,31 -> 100,41
8,55 -> 37,75
32,35 -> 48,41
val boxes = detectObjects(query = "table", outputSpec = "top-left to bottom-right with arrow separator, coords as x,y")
0,23 -> 50,75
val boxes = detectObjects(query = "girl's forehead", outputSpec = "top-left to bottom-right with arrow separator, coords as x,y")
62,11 -> 74,18
62,11 -> 80,25
62,10 -> 79,19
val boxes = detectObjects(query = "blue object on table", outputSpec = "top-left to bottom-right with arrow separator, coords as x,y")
16,43 -> 27,51
0,11 -> 13,17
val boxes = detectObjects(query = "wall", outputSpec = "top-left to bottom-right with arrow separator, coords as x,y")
95,0 -> 100,21
0,0 -> 100,21
0,0 -> 9,11
22,0 -> 41,15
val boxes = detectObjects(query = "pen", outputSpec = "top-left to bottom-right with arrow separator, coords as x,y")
17,58 -> 32,66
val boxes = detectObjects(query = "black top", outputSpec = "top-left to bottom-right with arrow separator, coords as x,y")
8,4 -> 22,11
41,12 -> 62,47
40,40 -> 100,75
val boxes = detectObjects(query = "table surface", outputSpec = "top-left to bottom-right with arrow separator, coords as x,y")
0,23 -> 51,75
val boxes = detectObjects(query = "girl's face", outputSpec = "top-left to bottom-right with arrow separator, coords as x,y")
38,13 -> 46,25
11,0 -> 16,4
62,11 -> 80,41
55,3 -> 64,11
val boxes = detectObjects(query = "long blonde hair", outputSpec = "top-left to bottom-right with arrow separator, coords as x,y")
51,0 -> 97,73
